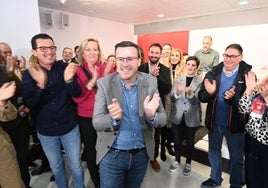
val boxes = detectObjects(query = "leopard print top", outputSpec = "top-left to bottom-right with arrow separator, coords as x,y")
239,92 -> 268,145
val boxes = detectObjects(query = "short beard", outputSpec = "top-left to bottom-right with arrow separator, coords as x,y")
149,57 -> 159,64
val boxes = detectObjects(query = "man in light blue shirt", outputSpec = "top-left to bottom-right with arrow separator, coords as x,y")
93,41 -> 167,188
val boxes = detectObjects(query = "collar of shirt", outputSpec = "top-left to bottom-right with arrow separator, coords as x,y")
119,77 -> 138,89
201,49 -> 212,54
223,65 -> 239,77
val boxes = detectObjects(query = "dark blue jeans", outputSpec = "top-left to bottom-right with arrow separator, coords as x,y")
208,125 -> 244,187
99,149 -> 149,188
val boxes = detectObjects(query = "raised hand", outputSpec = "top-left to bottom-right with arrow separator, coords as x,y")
107,98 -> 122,121
18,56 -> 26,70
64,63 -> 78,82
150,65 -> 160,77
86,66 -> 99,90
204,78 -> 216,95
176,82 -> 185,95
185,86 -> 192,96
5,55 -> 16,76
144,93 -> 160,120
0,81 -> 16,101
244,71 -> 257,95
28,61 -> 47,89
259,78 -> 268,103
91,66 -> 99,82
224,86 -> 236,99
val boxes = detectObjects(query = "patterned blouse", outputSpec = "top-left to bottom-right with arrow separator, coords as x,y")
239,91 -> 268,145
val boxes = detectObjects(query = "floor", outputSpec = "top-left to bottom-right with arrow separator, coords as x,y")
29,135 -> 232,188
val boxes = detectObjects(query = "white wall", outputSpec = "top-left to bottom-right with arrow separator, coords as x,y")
39,7 -> 134,60
188,24 -> 268,81
0,0 -> 40,59
135,7 -> 268,35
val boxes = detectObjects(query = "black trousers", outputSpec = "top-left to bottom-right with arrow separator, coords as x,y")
171,119 -> 196,164
79,117 -> 100,188
2,118 -> 31,188
245,134 -> 268,188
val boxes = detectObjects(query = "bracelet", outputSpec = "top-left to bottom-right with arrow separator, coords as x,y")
89,80 -> 96,87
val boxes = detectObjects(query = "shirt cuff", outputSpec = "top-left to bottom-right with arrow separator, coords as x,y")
110,118 -> 120,127
145,113 -> 158,126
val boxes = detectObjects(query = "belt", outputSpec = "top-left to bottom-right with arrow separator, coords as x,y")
110,147 -> 145,154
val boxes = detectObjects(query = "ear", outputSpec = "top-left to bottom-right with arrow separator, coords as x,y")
137,58 -> 141,67
31,49 -> 37,57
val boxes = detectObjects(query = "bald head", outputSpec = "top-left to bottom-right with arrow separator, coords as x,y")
202,36 -> 213,52
0,42 -> 12,62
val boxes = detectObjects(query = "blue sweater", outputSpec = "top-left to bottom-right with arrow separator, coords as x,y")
22,61 -> 81,136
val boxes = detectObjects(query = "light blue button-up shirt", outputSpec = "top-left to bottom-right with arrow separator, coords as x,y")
111,79 -> 146,150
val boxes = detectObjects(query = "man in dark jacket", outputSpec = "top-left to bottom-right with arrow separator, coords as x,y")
199,44 -> 251,188
23,33 -> 84,188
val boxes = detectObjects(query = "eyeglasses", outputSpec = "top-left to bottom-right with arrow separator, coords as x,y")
223,54 -> 241,59
116,56 -> 139,63
35,46 -> 57,52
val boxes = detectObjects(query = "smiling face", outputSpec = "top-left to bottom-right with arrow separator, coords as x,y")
223,48 -> 243,72
116,46 -> 141,85
185,60 -> 198,76
170,49 -> 182,65
148,46 -> 161,64
62,48 -> 73,62
32,38 -> 56,69
81,40 -> 100,65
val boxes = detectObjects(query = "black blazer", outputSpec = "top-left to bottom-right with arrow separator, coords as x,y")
138,62 -> 172,106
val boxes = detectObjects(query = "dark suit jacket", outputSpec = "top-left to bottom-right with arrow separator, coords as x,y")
93,72 -> 167,164
138,62 -> 172,106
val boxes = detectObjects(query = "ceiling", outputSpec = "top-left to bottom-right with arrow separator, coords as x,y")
38,0 -> 268,25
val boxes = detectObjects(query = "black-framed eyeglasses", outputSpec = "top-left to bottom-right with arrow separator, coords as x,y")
223,54 -> 241,59
115,56 -> 139,63
35,46 -> 57,52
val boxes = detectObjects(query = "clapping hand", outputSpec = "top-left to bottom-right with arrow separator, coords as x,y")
259,78 -> 268,103
0,81 -> 16,101
64,63 -> 78,82
244,71 -> 257,95
150,66 -> 160,77
224,86 -> 236,99
107,98 -> 122,121
144,93 -> 160,120
28,61 -> 47,89
204,78 -> 216,95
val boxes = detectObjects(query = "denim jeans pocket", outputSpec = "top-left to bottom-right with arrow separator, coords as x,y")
106,149 -> 120,159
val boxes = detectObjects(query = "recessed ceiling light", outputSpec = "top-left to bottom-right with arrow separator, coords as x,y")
239,0 -> 249,5
157,14 -> 165,18
81,0 -> 92,4
85,10 -> 96,13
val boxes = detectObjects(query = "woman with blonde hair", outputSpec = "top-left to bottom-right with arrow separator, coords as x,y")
169,48 -> 185,80
73,38 -> 114,188
161,48 -> 186,161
